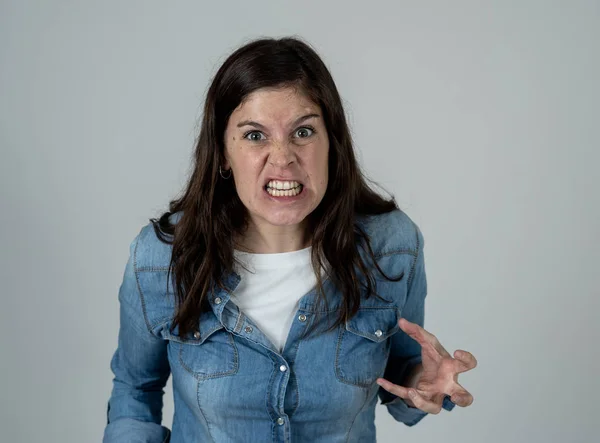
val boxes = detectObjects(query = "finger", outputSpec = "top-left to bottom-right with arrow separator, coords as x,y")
406,389 -> 443,414
453,349 -> 478,373
399,318 -> 451,358
398,318 -> 433,346
376,377 -> 410,399
449,381 -> 474,407
450,391 -> 474,407
376,379 -> 442,414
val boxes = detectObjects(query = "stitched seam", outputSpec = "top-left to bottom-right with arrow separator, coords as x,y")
335,309 -> 398,388
344,380 -> 372,443
304,305 -> 398,314
287,333 -> 303,416
374,248 -> 417,259
345,308 -> 398,341
151,317 -> 171,333
169,323 -> 224,344
178,333 -> 239,380
406,222 -> 421,290
133,233 -> 155,335
266,352 -> 279,429
137,266 -> 171,272
234,310 -> 245,333
334,326 -> 372,387
196,380 -> 217,443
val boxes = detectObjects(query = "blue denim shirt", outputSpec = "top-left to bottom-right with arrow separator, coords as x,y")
103,209 -> 454,443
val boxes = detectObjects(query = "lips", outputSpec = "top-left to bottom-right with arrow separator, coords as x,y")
263,178 -> 305,195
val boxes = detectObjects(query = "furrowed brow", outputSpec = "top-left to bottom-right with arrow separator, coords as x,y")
236,113 -> 320,130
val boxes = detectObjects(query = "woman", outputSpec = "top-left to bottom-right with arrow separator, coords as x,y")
103,36 -> 476,443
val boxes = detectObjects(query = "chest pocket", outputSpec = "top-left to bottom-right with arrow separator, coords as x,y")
165,309 -> 239,381
335,307 -> 400,388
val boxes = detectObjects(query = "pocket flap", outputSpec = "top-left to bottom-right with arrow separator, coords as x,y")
345,308 -> 400,342
165,309 -> 224,345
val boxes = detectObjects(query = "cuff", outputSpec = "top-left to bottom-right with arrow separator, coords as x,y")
380,394 -> 456,427
442,395 -> 456,411
103,418 -> 171,443
381,395 -> 429,427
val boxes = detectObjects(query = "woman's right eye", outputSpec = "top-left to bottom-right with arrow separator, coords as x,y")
244,131 -> 265,142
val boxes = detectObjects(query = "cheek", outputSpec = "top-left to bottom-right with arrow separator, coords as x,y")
232,153 -> 263,186
316,147 -> 329,182
303,150 -> 329,191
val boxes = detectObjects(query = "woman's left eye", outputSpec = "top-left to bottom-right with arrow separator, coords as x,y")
295,126 -> 315,138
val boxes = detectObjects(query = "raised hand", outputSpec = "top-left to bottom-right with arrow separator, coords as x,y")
377,318 -> 477,414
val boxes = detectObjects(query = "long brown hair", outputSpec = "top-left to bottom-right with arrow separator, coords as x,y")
151,36 -> 403,339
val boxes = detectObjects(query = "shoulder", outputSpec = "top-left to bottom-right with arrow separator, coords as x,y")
355,208 -> 424,257
132,211 -> 183,270
124,212 -> 183,333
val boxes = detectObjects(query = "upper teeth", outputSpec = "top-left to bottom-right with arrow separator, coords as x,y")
267,180 -> 301,190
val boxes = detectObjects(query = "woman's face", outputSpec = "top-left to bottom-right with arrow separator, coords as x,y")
223,86 -> 329,234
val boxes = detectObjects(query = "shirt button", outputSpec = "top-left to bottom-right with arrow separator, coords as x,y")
279,365 -> 287,372
276,417 -> 284,425
298,314 -> 307,322
214,297 -> 222,304
193,331 -> 201,339
244,326 -> 253,333
374,329 -> 383,337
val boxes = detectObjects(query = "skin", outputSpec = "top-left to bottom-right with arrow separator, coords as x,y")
222,85 -> 477,414
223,85 -> 329,254
377,318 -> 477,413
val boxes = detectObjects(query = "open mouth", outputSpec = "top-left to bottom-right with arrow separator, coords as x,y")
264,181 -> 304,197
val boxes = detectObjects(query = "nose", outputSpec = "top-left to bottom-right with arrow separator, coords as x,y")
268,141 -> 296,168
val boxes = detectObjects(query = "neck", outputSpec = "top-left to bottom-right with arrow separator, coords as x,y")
234,221 -> 310,254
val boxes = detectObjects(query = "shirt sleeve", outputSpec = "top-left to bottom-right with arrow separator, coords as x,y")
102,233 -> 172,443
377,224 -> 455,426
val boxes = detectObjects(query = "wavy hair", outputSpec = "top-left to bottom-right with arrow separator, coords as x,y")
151,36 -> 403,339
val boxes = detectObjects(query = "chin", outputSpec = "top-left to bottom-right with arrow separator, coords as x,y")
262,211 -> 309,227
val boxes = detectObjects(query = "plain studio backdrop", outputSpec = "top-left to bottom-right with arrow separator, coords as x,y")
1,1 -> 598,442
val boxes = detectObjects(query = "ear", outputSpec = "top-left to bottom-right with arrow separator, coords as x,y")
220,143 -> 231,170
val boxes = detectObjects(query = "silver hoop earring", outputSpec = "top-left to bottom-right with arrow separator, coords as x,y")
219,166 -> 232,179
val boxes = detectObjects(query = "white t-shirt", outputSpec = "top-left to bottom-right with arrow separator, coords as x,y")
230,246 -> 321,352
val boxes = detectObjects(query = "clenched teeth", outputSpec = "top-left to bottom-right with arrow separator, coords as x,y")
266,180 -> 302,190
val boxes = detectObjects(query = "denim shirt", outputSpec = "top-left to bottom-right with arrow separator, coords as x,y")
103,209 -> 454,443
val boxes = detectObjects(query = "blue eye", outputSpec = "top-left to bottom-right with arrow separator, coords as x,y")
244,131 -> 265,142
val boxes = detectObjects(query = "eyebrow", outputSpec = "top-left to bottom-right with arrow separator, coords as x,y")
236,113 -> 321,130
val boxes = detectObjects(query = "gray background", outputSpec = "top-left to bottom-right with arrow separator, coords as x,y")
1,1 -> 598,442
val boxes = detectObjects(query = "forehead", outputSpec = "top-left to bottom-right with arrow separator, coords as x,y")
232,86 -> 319,119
